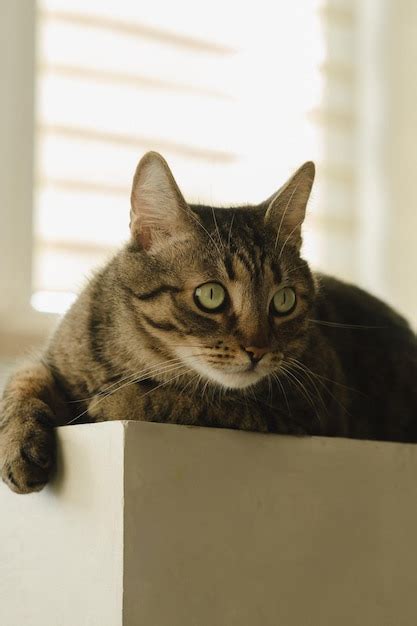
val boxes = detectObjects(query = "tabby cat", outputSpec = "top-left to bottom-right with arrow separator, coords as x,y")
1,152 -> 416,494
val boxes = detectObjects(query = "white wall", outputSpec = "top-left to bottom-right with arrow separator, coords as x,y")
0,1 -> 415,344
0,1 -> 57,347
0,1 -> 35,314
382,1 -> 417,327
357,0 -> 417,328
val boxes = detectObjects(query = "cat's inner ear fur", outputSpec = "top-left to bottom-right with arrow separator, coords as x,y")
130,151 -> 190,249
264,161 -> 315,250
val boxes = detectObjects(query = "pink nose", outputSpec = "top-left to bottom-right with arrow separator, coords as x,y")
243,345 -> 270,363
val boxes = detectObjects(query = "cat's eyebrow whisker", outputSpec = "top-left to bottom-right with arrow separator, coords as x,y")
285,264 -> 307,275
211,206 -> 225,251
185,206 -> 223,258
278,220 -> 304,260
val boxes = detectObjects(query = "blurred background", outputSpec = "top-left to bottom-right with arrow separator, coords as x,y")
1,0 -> 416,376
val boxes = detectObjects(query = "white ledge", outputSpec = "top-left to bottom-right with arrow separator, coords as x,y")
1,421 -> 417,625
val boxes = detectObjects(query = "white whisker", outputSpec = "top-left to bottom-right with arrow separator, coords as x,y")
211,206 -> 225,251
185,206 -> 223,257
308,319 -> 385,330
69,356 -> 190,404
68,353 -> 207,425
271,371 -> 291,416
278,219 -> 304,259
280,364 -> 322,428
274,181 -> 300,250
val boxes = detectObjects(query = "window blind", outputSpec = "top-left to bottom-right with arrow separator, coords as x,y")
34,0 -> 352,314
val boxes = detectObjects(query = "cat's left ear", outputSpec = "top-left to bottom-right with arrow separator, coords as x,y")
264,161 -> 315,250
130,151 -> 190,250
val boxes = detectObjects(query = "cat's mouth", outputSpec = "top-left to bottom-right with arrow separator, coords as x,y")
175,346 -> 281,389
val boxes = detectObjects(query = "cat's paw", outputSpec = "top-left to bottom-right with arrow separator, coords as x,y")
1,412 -> 56,494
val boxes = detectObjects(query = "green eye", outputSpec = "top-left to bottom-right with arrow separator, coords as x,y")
194,282 -> 227,312
272,287 -> 296,316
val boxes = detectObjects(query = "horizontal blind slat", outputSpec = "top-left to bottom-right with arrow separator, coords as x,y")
34,0 -> 340,310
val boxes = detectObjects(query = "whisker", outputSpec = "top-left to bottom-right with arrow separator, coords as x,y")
278,219 -> 304,260
201,378 -> 210,403
211,206 -> 225,251
105,355 -> 206,397
69,356 -> 189,403
67,362 -> 189,425
285,358 -> 328,416
308,319 -> 385,330
287,357 -> 363,396
72,349 -> 213,405
137,369 -> 194,403
181,373 -> 201,396
286,264 -> 307,275
271,371 -> 291,416
286,357 -> 353,417
185,207 -> 223,257
280,365 -> 322,428
266,374 -> 272,404
68,353 -> 207,425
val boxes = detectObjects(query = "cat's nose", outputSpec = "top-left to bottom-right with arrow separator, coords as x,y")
243,345 -> 270,364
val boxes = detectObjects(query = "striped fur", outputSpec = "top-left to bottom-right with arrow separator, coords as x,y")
1,152 -> 416,493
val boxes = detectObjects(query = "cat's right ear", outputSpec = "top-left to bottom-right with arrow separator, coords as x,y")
130,151 -> 189,250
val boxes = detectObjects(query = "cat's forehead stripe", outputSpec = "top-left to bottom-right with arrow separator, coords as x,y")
223,254 -> 235,281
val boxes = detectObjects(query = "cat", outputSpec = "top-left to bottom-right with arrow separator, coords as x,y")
0,151 -> 416,494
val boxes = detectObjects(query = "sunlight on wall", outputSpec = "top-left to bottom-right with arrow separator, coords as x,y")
33,0 -> 325,314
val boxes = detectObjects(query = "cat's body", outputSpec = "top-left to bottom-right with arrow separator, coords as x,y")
1,152 -> 416,494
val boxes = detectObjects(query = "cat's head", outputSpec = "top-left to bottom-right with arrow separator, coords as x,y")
119,151 -> 316,390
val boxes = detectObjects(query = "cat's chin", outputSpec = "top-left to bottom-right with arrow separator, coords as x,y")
213,370 -> 266,390
190,362 -> 267,390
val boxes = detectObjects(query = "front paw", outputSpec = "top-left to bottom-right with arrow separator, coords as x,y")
1,414 -> 56,494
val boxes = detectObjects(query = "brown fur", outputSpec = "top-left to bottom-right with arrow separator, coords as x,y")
1,153 -> 416,493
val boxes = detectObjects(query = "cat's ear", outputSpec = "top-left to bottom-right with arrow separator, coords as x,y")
130,151 -> 189,249
264,161 -> 315,250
